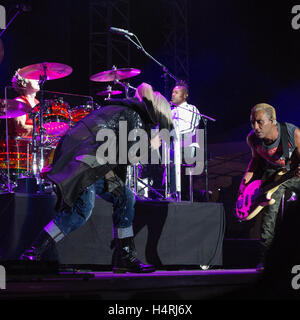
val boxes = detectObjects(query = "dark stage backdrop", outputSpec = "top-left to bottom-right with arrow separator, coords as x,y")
0,0 -> 299,143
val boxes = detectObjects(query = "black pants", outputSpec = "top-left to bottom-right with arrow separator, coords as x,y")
259,168 -> 300,260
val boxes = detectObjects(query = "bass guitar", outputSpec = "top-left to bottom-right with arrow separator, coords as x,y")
235,168 -> 296,221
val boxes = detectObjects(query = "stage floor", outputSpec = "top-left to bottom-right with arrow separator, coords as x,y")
0,266 -> 262,301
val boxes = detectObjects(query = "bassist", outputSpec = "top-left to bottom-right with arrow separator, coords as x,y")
238,103 -> 300,268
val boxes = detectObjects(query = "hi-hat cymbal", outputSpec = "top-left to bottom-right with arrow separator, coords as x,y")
0,99 -> 32,118
18,62 -> 73,80
96,89 -> 123,96
90,67 -> 141,82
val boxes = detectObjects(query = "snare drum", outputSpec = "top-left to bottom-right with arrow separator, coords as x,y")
70,104 -> 94,125
42,100 -> 70,136
34,100 -> 70,136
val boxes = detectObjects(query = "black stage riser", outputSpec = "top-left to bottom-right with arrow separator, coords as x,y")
0,193 -> 225,267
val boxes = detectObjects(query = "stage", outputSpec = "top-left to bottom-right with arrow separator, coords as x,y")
0,192 -> 225,267
0,263 -> 261,300
0,192 -> 297,301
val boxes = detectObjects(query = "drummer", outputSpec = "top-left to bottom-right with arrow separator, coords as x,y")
8,69 -> 40,137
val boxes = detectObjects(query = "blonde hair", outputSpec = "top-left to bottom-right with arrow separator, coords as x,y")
11,69 -> 39,94
251,103 -> 277,122
135,83 -> 173,129
153,91 -> 173,129
11,69 -> 30,90
135,82 -> 154,102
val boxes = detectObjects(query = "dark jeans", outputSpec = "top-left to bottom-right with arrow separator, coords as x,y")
52,177 -> 135,239
260,168 -> 300,260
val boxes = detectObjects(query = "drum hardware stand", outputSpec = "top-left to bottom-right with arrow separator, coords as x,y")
3,91 -> 16,192
127,165 -> 142,199
133,165 -> 138,194
113,78 -> 136,98
99,65 -> 136,99
92,101 -> 101,110
126,165 -> 138,197
127,164 -> 165,200
0,166 -> 10,192
104,85 -> 113,100
136,177 -> 164,200
30,65 -> 49,185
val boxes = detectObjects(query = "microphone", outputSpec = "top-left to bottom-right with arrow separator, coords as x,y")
169,101 -> 179,109
16,4 -> 32,12
109,27 -> 134,37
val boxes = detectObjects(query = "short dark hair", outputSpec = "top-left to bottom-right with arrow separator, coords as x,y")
174,80 -> 189,99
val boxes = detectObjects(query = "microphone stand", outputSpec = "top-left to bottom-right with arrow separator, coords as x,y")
199,112 -> 216,201
124,33 -> 178,199
0,11 -> 20,38
0,4 -> 30,38
124,34 -> 178,89
123,31 -> 218,203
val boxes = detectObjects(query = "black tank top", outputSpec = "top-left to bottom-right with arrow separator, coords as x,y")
248,122 -> 297,168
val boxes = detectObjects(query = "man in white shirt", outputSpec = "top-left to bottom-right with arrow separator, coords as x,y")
171,82 -> 201,154
170,81 -> 201,200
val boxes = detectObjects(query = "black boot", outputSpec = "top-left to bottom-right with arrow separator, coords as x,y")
20,230 -> 55,261
112,237 -> 155,273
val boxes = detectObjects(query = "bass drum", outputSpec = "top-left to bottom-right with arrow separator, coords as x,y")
0,136 -> 32,180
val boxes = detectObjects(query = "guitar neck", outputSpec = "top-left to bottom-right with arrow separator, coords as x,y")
260,169 -> 295,193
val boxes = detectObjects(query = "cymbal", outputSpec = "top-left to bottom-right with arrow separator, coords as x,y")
0,99 -> 32,118
18,62 -> 73,80
96,89 -> 123,96
90,67 -> 141,82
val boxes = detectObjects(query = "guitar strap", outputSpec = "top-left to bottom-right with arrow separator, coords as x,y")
280,122 -> 290,170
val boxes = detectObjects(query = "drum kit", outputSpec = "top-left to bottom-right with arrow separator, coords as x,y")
0,62 -> 141,192
92,65 -> 139,98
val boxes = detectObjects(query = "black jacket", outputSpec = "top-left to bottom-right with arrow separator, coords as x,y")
47,98 -> 161,211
